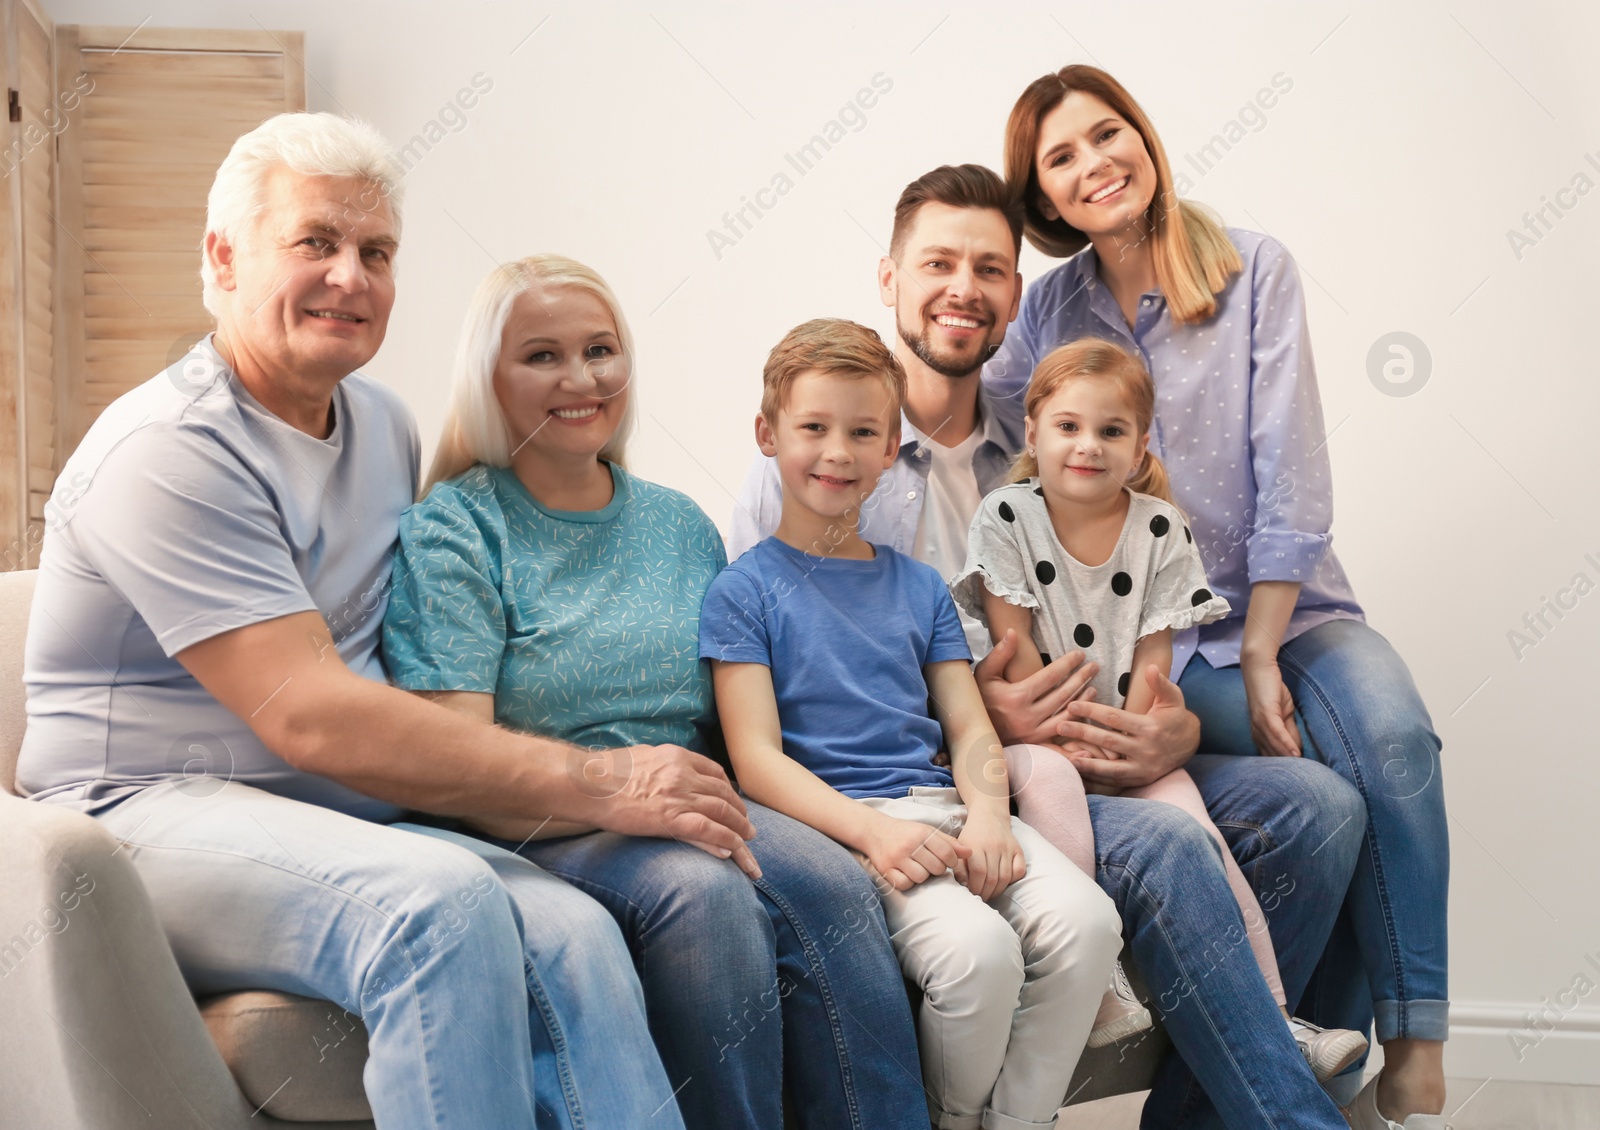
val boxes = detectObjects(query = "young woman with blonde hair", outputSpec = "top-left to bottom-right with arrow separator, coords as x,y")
985,65 -> 1448,1130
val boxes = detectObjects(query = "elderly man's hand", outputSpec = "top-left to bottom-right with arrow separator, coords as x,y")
578,744 -> 761,878
1058,667 -> 1200,789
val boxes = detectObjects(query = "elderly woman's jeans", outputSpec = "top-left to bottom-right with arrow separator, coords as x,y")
513,799 -> 928,1130
96,780 -> 683,1130
1179,619 -> 1451,1099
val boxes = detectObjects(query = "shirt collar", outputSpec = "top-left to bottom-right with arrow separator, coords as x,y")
1068,242 -> 1100,290
1065,241 -> 1163,306
899,380 -> 1015,459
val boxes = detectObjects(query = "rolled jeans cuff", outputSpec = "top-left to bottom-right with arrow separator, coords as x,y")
1374,998 -> 1450,1044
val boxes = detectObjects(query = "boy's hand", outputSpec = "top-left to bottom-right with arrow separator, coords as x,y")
864,815 -> 971,892
958,810 -> 1027,901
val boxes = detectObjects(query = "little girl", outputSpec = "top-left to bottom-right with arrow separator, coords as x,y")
950,338 -> 1368,1080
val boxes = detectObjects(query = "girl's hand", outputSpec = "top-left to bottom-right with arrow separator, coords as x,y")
864,815 -> 972,892
1058,741 -> 1126,795
1058,737 -> 1119,761
958,810 -> 1027,901
1240,658 -> 1301,757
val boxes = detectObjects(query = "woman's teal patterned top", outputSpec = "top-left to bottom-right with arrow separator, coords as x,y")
382,461 -> 727,754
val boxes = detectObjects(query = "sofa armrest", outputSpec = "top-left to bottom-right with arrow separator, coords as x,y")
0,793 -> 363,1129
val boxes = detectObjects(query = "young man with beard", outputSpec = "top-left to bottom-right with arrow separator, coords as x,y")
727,164 -> 1368,1129
731,165 -> 1024,657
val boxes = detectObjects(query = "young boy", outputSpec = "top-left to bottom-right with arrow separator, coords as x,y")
699,318 -> 1124,1130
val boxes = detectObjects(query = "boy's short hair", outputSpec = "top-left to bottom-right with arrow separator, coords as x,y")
760,317 -> 906,428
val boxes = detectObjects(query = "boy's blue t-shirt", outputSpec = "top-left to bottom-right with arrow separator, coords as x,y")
698,536 -> 971,799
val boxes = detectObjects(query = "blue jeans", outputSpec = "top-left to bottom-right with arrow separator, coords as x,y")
513,800 -> 926,1130
1092,754 -> 1366,1130
1180,620 -> 1450,1088
96,781 -> 681,1130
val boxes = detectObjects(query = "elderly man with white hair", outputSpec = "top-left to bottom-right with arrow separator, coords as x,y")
13,112 -> 754,1128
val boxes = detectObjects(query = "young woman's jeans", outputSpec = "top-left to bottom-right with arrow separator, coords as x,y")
1179,619 -> 1450,1098
96,780 -> 682,1130
513,799 -> 927,1130
1093,754 -> 1366,1129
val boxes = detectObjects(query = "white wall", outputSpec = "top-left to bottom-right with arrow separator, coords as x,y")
45,0 -> 1600,1085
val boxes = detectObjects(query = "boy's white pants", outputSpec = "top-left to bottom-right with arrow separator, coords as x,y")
859,786 -> 1124,1130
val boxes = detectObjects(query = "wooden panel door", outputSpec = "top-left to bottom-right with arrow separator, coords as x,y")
15,0 -> 55,563
54,25 -> 305,457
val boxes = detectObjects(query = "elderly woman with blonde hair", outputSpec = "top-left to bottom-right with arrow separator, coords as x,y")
382,254 -> 929,1130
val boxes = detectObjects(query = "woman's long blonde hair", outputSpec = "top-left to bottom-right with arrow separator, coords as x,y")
1003,64 -> 1242,325
1009,338 -> 1171,504
423,254 -> 636,495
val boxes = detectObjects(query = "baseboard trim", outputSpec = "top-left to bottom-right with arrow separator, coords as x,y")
1439,1002 -> 1600,1085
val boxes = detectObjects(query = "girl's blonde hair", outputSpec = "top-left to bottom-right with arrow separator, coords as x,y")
1003,64 -> 1242,325
424,254 -> 636,494
1010,338 -> 1171,504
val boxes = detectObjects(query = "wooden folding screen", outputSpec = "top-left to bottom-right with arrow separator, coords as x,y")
54,24 -> 306,460
0,17 -> 305,564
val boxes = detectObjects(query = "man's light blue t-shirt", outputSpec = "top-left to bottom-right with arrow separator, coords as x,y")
697,537 -> 971,800
17,336 -> 418,820
382,462 -> 726,755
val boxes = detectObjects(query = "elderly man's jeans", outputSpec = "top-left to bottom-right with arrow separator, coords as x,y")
97,781 -> 682,1130
514,801 -> 929,1130
1181,620 -> 1450,1103
1096,754 -> 1367,1130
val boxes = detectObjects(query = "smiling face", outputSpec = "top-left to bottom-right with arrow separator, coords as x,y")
1026,374 -> 1149,507
492,284 -> 630,467
757,370 -> 899,530
880,202 -> 1021,379
209,167 -> 398,382
1033,90 -> 1158,242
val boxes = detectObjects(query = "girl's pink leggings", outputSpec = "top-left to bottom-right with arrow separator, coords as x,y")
1004,743 -> 1286,1008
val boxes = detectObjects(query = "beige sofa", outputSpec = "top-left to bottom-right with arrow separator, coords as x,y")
0,567 -> 1166,1126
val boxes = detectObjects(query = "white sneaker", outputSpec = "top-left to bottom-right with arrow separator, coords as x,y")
1086,961 -> 1153,1048
1287,1016 -> 1368,1082
1344,1071 -> 1448,1128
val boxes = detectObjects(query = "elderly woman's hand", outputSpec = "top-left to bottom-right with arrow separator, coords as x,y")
579,744 -> 761,878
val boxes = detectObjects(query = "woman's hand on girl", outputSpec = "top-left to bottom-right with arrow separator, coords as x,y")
1239,659 -> 1302,757
958,811 -> 1027,901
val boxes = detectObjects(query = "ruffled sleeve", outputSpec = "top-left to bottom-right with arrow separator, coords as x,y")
1139,502 -> 1232,638
949,487 -> 1040,622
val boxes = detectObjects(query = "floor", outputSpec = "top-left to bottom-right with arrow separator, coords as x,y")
1058,1078 -> 1600,1128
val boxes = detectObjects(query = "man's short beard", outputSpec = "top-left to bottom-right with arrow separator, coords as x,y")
897,319 -> 987,380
